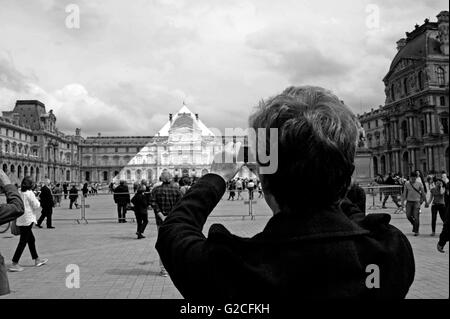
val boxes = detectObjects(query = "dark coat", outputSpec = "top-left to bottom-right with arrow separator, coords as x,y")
156,174 -> 415,300
114,184 -> 130,205
131,192 -> 149,215
69,187 -> 78,200
0,184 -> 24,296
39,185 -> 54,209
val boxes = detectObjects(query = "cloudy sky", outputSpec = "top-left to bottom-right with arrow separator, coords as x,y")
0,0 -> 447,136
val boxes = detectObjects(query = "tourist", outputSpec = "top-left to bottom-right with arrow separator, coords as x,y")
113,180 -> 130,223
131,185 -> 149,239
150,171 -> 182,277
426,178 -> 447,236
437,203 -> 449,253
235,178 -> 243,200
36,179 -> 55,229
382,172 -> 401,209
402,172 -> 426,236
53,183 -> 62,207
247,179 -> 255,200
156,86 -> 415,299
9,176 -> 48,272
227,180 -> 236,200
180,177 -> 191,196
0,170 -> 24,296
63,182 -> 68,199
69,184 -> 79,209
257,180 -> 264,198
82,183 -> 89,198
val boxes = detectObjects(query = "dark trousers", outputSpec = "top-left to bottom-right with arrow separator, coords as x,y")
37,207 -> 53,228
405,201 -> 420,233
135,212 -> 148,234
69,198 -> 77,209
12,224 -> 39,263
438,206 -> 449,247
383,194 -> 400,207
431,204 -> 446,233
117,203 -> 127,223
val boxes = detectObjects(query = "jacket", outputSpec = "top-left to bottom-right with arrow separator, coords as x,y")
156,174 -> 415,300
131,192 -> 149,215
114,184 -> 130,205
0,184 -> 24,296
39,185 -> 54,209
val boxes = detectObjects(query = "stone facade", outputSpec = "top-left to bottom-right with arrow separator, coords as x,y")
359,11 -> 449,177
0,100 -> 81,184
1,102 -> 237,184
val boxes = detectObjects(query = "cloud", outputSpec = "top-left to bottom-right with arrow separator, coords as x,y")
0,54 -> 30,92
0,0 -> 448,136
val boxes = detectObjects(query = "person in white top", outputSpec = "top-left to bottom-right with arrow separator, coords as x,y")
9,176 -> 48,272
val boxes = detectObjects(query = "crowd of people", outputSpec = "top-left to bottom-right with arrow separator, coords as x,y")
371,170 -> 449,243
226,178 -> 263,200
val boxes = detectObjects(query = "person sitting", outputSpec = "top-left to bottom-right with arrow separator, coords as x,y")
156,86 -> 415,300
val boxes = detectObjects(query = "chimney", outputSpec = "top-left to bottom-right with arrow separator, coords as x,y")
75,128 -> 81,136
195,113 -> 199,120
437,11 -> 449,55
396,38 -> 407,51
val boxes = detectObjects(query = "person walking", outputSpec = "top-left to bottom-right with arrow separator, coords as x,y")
9,177 -> 48,272
69,185 -> 79,209
402,172 -> 426,236
53,183 -> 62,207
227,180 -> 236,200
426,178 -> 447,236
62,182 -> 68,200
82,183 -> 89,198
36,179 -> 55,229
114,180 -> 130,223
150,171 -> 182,277
131,185 -> 149,239
382,173 -> 401,209
0,170 -> 24,296
247,179 -> 255,200
235,178 -> 243,200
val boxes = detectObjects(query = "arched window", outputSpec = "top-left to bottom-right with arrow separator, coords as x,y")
126,170 -> 131,180
437,67 -> 445,85
403,78 -> 408,95
420,120 -> 425,136
418,71 -> 424,90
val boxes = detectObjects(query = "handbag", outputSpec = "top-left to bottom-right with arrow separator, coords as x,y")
10,220 -> 20,236
126,203 -> 135,212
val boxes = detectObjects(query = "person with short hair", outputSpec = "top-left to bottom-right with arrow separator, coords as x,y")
9,176 -> 48,272
402,172 -> 426,236
36,179 -> 55,229
426,178 -> 447,236
131,185 -> 149,239
114,180 -> 130,223
156,86 -> 415,299
150,171 -> 182,277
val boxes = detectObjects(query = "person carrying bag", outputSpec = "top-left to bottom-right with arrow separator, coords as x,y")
0,170 -> 25,296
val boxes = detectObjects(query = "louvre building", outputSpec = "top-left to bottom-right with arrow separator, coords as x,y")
1,100 -> 252,184
359,11 -> 449,176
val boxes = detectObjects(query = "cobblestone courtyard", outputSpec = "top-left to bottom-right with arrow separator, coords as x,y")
0,193 -> 448,299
